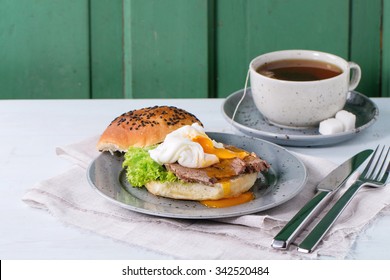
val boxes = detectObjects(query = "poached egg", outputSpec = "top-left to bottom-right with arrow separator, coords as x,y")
149,123 -> 248,168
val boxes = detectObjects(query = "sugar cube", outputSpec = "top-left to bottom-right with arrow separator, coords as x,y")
319,118 -> 344,135
335,110 -> 356,131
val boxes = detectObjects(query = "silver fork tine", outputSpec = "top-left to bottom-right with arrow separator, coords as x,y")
378,148 -> 390,183
362,146 -> 390,184
368,146 -> 386,180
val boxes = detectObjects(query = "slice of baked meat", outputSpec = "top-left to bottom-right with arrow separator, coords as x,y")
165,153 -> 269,185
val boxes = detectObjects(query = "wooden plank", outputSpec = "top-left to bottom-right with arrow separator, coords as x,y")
215,0 -> 247,98
125,0 -> 210,98
350,0 -> 382,97
207,0 -> 216,98
216,0 -> 350,98
382,0 -> 390,97
90,0 -> 124,98
0,0 -> 90,99
123,0 -> 133,98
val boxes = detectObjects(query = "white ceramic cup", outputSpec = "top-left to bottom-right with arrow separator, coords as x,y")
249,50 -> 361,128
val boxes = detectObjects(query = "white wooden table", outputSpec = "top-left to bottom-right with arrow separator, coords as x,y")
0,98 -> 389,259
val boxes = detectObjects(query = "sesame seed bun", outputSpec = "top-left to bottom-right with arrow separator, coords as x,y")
97,106 -> 203,153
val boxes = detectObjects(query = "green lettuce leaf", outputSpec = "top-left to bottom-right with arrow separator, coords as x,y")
122,146 -> 177,187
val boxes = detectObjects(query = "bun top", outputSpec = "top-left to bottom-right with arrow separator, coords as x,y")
97,106 -> 203,153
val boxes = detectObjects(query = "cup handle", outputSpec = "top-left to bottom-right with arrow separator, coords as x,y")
348,62 -> 361,91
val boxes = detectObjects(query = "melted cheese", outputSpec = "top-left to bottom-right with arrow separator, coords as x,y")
200,192 -> 255,208
192,135 -> 248,159
221,181 -> 231,196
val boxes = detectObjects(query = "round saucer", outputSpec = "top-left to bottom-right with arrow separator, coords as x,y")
222,88 -> 379,147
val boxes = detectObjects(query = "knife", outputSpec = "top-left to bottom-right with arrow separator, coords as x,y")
271,149 -> 373,250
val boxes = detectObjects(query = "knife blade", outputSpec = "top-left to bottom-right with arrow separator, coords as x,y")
271,149 -> 373,250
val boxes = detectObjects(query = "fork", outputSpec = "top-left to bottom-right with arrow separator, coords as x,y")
298,145 -> 390,253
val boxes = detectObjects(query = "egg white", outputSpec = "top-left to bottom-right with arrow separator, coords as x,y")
148,123 -> 220,168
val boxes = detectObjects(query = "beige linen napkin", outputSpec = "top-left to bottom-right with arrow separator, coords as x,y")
23,136 -> 390,259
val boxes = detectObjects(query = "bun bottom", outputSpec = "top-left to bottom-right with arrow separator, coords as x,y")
145,173 -> 258,201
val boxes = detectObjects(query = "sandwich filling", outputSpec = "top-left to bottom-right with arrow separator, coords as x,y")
122,123 -> 268,188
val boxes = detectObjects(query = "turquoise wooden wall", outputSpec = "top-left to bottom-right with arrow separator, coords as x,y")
0,0 -> 389,99
0,0 -> 90,98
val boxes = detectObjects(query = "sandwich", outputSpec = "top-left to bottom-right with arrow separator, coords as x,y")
97,106 -> 269,206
